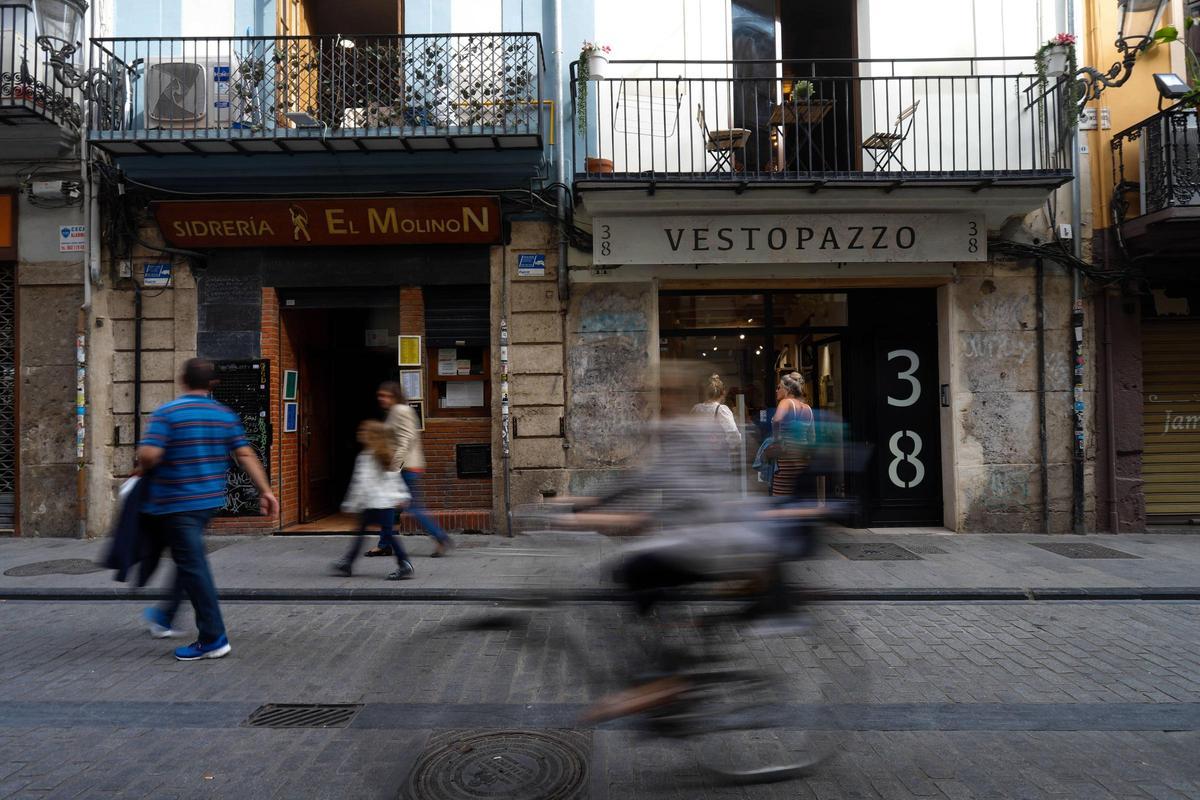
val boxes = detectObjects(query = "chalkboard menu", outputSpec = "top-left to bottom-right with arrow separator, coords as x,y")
211,360 -> 271,517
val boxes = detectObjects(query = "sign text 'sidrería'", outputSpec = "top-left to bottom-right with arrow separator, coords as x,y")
154,197 -> 502,248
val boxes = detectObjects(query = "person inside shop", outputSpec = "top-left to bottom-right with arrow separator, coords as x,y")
365,381 -> 454,558
769,371 -> 815,497
691,373 -> 742,472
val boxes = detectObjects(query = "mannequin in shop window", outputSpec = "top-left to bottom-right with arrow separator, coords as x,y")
769,371 -> 814,497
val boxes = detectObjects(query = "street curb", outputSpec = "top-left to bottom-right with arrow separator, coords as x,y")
3,587 -> 1200,602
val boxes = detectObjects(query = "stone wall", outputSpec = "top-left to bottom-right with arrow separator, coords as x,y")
12,194 -> 85,537
948,256 -> 1095,532
492,221 -> 569,520
85,221 -> 197,539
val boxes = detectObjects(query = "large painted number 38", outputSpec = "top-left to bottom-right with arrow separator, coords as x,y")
885,349 -> 925,488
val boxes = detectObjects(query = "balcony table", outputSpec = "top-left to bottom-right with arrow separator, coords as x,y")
770,98 -> 835,172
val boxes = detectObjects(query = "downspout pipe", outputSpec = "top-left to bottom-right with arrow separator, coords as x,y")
76,0 -> 95,539
1037,258 -> 1050,534
1068,0 -> 1086,533
549,0 -> 572,472
1102,289 -> 1120,533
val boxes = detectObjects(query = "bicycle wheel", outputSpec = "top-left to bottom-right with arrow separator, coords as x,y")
681,610 -> 840,784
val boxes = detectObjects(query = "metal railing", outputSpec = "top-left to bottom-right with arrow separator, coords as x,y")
0,3 -> 81,129
1111,104 -> 1200,223
87,32 -> 544,143
571,57 -> 1070,183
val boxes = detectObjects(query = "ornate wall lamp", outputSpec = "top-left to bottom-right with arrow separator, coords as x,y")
33,0 -> 129,127
1075,0 -> 1171,105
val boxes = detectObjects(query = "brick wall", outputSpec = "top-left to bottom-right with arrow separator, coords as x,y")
399,285 -> 493,514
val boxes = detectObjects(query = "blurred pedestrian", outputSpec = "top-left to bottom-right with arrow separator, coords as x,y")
137,358 -> 278,661
770,371 -> 814,497
691,373 -> 742,472
331,421 -> 414,580
366,381 -> 453,557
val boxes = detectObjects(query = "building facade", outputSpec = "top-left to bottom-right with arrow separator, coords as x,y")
19,0 -> 1183,536
1093,0 -> 1200,531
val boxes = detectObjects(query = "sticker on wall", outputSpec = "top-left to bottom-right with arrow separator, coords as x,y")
282,370 -> 298,401
59,225 -> 86,252
399,335 -> 422,366
283,402 -> 299,433
142,263 -> 172,287
517,253 -> 546,277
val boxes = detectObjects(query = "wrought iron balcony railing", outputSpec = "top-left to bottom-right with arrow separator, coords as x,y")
571,57 -> 1072,186
87,32 -> 544,154
1111,104 -> 1200,224
1,3 -> 81,129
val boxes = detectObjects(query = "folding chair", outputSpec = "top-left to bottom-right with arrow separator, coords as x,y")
697,104 -> 751,173
862,100 -> 920,171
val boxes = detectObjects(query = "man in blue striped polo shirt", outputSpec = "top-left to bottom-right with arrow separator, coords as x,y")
137,358 -> 278,661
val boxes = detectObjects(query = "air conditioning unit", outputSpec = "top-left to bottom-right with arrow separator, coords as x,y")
143,56 -> 243,130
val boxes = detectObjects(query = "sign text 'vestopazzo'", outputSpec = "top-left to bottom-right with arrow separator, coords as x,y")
154,197 -> 502,248
593,212 -> 986,265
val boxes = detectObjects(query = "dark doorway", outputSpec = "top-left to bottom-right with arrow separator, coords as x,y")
779,0 -> 858,172
286,302 -> 400,523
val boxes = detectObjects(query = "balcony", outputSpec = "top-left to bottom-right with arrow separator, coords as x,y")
86,32 -> 545,157
1111,104 -> 1200,257
571,57 -> 1072,193
1,3 -> 80,147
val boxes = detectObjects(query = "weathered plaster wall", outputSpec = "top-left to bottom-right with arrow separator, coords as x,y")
949,255 -> 1095,532
491,221 -> 569,523
1095,290 -> 1145,532
13,195 -> 85,536
564,281 -> 656,494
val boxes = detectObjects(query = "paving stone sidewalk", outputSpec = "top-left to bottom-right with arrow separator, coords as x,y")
2,529 -> 1199,600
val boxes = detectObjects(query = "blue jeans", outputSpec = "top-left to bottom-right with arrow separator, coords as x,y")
347,508 -> 409,565
379,470 -> 448,547
154,509 -> 225,644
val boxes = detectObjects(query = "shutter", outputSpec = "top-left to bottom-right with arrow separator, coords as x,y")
0,265 -> 14,530
424,285 -> 490,347
1142,318 -> 1200,522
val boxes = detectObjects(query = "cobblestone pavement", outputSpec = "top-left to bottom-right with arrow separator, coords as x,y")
0,599 -> 1198,799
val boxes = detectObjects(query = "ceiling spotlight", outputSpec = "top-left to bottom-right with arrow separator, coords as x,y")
739,334 -> 746,340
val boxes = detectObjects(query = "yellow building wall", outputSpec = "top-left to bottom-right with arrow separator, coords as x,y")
1084,0 -> 1184,230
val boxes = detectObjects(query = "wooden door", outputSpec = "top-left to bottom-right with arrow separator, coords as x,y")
300,344 -> 336,521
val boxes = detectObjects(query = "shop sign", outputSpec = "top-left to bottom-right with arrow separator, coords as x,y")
154,197 -> 502,248
593,212 -> 986,265
59,225 -> 86,253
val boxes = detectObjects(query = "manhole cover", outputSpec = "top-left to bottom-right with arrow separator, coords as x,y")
243,703 -> 363,729
905,544 -> 947,555
1032,543 -> 1139,559
3,559 -> 105,577
403,730 -> 589,800
829,543 -> 922,561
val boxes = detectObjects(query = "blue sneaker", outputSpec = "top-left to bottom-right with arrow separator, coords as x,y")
174,635 -> 232,661
142,607 -> 182,639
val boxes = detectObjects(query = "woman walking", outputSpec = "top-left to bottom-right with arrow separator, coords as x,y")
332,421 -> 414,580
770,371 -> 814,497
367,381 -> 453,557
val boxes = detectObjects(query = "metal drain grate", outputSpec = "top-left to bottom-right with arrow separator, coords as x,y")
1032,542 -> 1139,560
829,543 -> 922,561
905,544 -> 948,555
243,703 -> 363,729
3,559 -> 106,577
403,729 -> 589,800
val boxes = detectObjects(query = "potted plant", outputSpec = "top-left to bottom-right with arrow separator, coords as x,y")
1036,32 -> 1076,78
790,80 -> 814,103
576,41 -> 611,137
